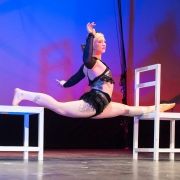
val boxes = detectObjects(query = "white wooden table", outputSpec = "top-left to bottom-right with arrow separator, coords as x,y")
0,106 -> 44,160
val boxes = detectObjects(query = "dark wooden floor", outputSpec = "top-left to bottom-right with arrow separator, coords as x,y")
0,149 -> 179,180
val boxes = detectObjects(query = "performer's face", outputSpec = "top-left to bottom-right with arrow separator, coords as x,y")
93,33 -> 106,54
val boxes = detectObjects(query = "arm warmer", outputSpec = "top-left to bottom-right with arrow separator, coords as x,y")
83,33 -> 96,69
63,64 -> 85,88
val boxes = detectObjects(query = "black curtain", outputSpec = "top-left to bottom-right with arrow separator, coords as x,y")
114,0 -> 130,148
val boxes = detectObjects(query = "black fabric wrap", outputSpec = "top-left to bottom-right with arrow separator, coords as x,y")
79,89 -> 111,117
63,33 -> 96,87
63,64 -> 85,87
83,33 -> 96,69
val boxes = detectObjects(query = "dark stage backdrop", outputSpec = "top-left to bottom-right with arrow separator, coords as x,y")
0,111 -> 130,149
0,0 -> 180,149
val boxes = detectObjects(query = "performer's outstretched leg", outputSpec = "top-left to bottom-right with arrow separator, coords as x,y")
92,102 -> 175,119
12,88 -> 175,119
12,88 -> 96,118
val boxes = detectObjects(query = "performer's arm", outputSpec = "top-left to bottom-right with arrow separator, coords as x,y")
62,64 -> 85,88
83,33 -> 96,69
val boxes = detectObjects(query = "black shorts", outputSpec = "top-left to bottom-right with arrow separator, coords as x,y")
79,89 -> 111,117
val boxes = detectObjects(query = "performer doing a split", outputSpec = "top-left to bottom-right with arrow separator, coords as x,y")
12,22 -> 175,118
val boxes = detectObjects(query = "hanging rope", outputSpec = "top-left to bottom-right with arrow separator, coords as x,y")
113,0 -> 127,105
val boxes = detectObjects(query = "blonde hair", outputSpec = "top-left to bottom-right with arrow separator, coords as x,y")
81,32 -> 104,51
94,33 -> 104,39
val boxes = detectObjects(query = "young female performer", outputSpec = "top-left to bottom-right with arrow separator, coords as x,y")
12,22 -> 175,118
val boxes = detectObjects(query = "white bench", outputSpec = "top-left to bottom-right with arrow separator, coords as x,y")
0,106 -> 44,160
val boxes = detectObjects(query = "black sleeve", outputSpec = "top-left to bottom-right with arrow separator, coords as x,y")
83,33 -> 96,69
63,64 -> 85,88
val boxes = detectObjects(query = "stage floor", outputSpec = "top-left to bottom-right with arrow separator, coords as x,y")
0,149 -> 179,180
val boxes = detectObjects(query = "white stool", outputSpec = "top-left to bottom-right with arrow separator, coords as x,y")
0,106 -> 44,160
133,64 -> 180,160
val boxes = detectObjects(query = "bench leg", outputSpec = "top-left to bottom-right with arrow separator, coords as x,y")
38,111 -> 44,160
133,117 -> 139,160
23,114 -> 29,160
169,120 -> 175,160
153,116 -> 160,161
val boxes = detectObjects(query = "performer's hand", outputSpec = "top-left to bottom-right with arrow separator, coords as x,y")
86,22 -> 96,35
56,79 -> 66,87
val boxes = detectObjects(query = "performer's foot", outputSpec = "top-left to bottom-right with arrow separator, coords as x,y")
160,103 -> 175,112
12,88 -> 23,106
